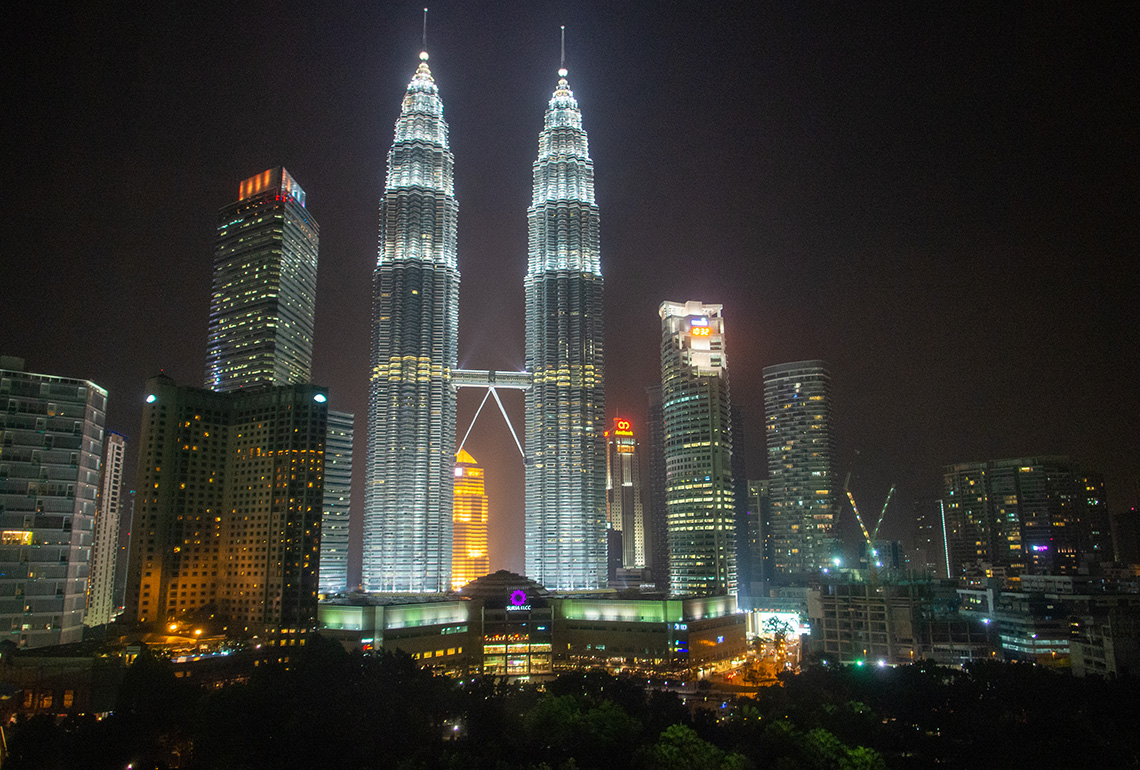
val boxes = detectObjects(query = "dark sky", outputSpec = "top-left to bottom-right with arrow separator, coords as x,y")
6,2 -> 1138,583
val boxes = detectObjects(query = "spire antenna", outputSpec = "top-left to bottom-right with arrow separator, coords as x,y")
558,25 -> 568,78
422,8 -> 428,54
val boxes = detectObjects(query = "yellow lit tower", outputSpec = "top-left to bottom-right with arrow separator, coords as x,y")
452,449 -> 490,590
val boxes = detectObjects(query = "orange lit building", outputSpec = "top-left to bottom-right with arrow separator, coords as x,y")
452,450 -> 490,590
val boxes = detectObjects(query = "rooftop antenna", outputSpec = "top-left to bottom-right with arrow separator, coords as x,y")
559,25 -> 567,77
421,8 -> 429,59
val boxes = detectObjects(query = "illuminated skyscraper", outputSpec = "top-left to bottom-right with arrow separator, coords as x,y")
0,357 -> 106,648
942,456 -> 1100,577
364,52 -> 459,593
205,167 -> 319,392
86,431 -> 126,627
319,411 -> 353,594
763,360 -> 839,581
606,418 -> 646,570
524,63 -> 606,591
659,301 -> 736,596
452,449 -> 490,590
126,375 -> 327,641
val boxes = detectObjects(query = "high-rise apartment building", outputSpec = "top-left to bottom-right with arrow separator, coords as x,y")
205,167 -> 319,392
319,411 -> 353,594
364,52 -> 460,593
0,357 -> 106,647
85,431 -> 126,627
524,64 -> 607,591
763,360 -> 839,582
606,418 -> 646,571
942,456 -> 1102,577
452,449 -> 490,590
126,375 -> 327,640
659,301 -> 736,596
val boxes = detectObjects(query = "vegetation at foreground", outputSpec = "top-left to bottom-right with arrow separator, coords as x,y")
3,637 -> 1137,769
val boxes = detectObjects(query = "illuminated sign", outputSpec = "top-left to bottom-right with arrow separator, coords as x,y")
617,445 -> 634,453
613,418 -> 633,437
506,589 -> 531,611
690,326 -> 711,337
690,317 -> 709,326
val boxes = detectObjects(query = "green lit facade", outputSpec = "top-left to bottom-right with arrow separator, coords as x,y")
318,571 -> 745,675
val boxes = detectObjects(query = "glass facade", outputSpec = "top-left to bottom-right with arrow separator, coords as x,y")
205,167 -> 319,392
524,68 -> 606,591
659,302 -> 736,597
0,361 -> 106,647
85,430 -> 125,627
364,54 -> 460,592
762,360 -> 839,581
319,411 -> 353,594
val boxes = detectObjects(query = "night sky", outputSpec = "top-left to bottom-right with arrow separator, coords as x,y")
6,2 -> 1138,585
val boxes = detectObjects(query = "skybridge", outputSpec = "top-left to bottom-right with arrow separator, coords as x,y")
450,369 -> 531,459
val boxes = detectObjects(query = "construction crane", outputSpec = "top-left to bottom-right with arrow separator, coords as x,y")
846,485 -> 895,575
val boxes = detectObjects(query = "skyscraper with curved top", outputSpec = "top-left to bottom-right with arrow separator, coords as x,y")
524,63 -> 606,590
364,52 -> 459,593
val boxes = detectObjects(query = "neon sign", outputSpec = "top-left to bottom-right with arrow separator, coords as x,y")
507,589 -> 531,611
690,326 -> 711,337
613,418 -> 633,436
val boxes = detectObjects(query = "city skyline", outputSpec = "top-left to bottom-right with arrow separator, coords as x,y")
6,3 -> 1137,585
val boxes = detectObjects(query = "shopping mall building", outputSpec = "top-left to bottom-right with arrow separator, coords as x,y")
318,571 -> 746,678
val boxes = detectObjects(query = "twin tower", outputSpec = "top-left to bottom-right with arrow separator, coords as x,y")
364,52 -> 605,593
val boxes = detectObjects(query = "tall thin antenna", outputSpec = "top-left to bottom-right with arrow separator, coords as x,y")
422,8 -> 428,53
560,25 -> 566,70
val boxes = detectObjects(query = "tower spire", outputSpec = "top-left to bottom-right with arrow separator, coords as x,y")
559,25 -> 567,78
422,7 -> 428,55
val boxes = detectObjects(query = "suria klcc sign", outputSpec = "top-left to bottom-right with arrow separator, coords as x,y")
506,589 -> 531,611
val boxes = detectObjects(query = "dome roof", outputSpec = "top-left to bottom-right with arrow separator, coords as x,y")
457,569 -> 549,602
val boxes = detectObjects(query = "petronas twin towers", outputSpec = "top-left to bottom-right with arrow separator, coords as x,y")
364,50 -> 605,592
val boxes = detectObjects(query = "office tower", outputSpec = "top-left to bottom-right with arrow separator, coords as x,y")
659,301 -> 736,596
524,63 -> 606,591
319,411 -> 353,594
85,431 -> 126,627
942,456 -> 1095,577
364,52 -> 460,593
912,497 -> 948,578
126,375 -> 327,641
0,356 -> 106,647
763,360 -> 839,581
452,449 -> 490,590
606,418 -> 646,570
645,384 -> 669,589
205,167 -> 319,392
745,480 -> 771,597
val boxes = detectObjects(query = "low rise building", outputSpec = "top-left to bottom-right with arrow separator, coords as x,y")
316,571 -> 746,679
